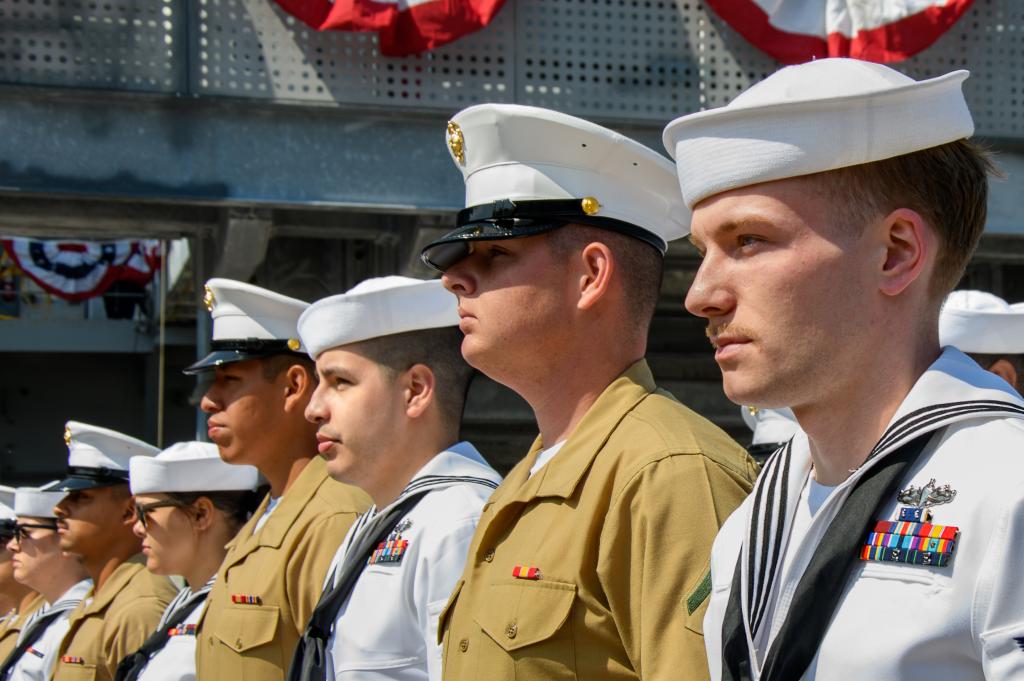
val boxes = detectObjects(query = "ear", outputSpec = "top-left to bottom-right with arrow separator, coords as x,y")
878,208 -> 934,297
189,497 -> 216,533
282,363 -> 312,414
121,495 -> 137,528
403,364 -> 436,420
987,358 -> 1019,390
577,241 -> 615,311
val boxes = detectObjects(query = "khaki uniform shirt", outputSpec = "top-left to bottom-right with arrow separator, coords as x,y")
196,456 -> 370,681
53,557 -> 177,681
439,360 -> 758,681
0,594 -> 45,662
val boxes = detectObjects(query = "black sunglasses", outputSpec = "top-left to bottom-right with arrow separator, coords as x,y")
13,522 -> 59,542
134,500 -> 187,530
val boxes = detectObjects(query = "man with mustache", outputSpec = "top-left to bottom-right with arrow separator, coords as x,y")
289,275 -> 502,681
665,58 -> 1024,680
187,279 -> 369,681
420,104 -> 758,681
50,422 -> 177,681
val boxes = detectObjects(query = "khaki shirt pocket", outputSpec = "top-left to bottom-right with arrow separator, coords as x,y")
210,604 -> 281,662
474,579 -> 576,676
54,663 -> 98,681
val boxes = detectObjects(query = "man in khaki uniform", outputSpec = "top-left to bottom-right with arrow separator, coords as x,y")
49,422 -> 177,681
420,105 -> 757,680
186,279 -> 369,681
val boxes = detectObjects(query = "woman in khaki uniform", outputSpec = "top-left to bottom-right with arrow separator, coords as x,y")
420,105 -> 758,681
0,503 -> 43,663
184,280 -> 369,681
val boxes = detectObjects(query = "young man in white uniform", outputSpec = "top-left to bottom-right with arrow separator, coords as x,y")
288,275 -> 501,681
939,290 -> 1024,391
0,485 -> 91,681
664,58 -> 1024,680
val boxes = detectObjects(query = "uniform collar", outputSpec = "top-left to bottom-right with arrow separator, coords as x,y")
373,442 -> 501,514
506,359 -> 656,503
50,579 -> 93,609
79,556 -> 146,617
240,456 -> 332,552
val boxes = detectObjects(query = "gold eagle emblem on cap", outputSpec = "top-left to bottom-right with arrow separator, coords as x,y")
203,285 -> 216,312
63,426 -> 72,448
581,196 -> 601,216
287,338 -> 300,351
446,121 -> 465,165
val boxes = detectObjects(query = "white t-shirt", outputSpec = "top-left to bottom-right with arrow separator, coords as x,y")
254,496 -> 281,532
529,441 -> 567,478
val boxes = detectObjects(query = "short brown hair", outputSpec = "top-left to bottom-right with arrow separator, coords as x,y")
548,225 -> 664,334
816,139 -> 996,297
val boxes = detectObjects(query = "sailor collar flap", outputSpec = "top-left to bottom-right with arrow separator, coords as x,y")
733,347 -> 1024,673
77,556 -> 144,617
513,360 -> 657,502
398,442 -> 502,497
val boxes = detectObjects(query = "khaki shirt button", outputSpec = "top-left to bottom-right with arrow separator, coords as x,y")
483,549 -> 495,563
208,636 -> 214,647
459,638 -> 469,652
235,638 -> 243,649
505,623 -> 517,639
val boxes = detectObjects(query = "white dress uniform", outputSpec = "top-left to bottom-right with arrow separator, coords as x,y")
323,443 -> 501,680
122,441 -> 261,681
703,348 -> 1024,680
133,580 -> 214,681
5,579 -> 92,681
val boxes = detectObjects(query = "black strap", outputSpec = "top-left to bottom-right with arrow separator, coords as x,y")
114,592 -> 208,681
0,607 -> 67,677
287,491 -> 428,681
721,430 -> 937,681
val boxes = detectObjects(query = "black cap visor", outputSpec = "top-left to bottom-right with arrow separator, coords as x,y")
420,198 -> 667,272
184,340 -> 306,375
46,467 -> 130,493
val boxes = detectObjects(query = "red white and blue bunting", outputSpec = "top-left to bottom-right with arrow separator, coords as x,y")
703,0 -> 976,64
1,238 -> 162,302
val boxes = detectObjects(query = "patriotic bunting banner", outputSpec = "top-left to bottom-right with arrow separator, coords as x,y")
1,238 -> 162,303
274,0 -> 506,56
703,0 -> 976,64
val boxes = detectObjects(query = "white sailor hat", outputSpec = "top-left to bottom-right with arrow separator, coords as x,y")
0,485 -> 16,521
663,58 -> 974,208
298,276 -> 459,359
741,406 -> 799,446
130,441 -> 261,495
14,484 -> 65,519
185,279 -> 309,374
939,290 -> 1024,355
420,103 -> 690,271
47,421 -> 160,492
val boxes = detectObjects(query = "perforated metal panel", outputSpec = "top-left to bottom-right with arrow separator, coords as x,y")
0,0 -> 183,92
514,0 -> 702,119
691,0 -> 1024,137
193,0 -> 515,106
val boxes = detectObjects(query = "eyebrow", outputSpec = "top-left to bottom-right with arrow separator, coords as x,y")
691,216 -> 775,247
318,366 -> 355,382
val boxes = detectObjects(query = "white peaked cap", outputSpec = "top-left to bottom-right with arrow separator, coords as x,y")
130,441 -> 260,494
939,290 -> 1024,354
450,103 -> 690,244
0,486 -> 15,520
205,278 -> 308,345
298,276 -> 459,359
51,421 -> 161,492
14,484 -> 65,519
741,406 -> 800,446
663,58 -> 974,208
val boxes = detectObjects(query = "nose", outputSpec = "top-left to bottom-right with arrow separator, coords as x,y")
5,537 -> 17,553
684,256 -> 735,320
304,383 -> 327,425
199,389 -> 219,415
441,259 -> 476,297
131,516 -> 146,539
53,501 -> 68,519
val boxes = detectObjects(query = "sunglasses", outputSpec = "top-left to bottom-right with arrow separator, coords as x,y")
13,522 -> 59,542
134,500 -> 187,530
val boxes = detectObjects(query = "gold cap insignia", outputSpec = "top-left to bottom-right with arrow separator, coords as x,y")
746,406 -> 759,416
63,426 -> 72,448
581,196 -> 601,216
203,285 -> 216,312
287,338 -> 300,351
447,121 -> 465,164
